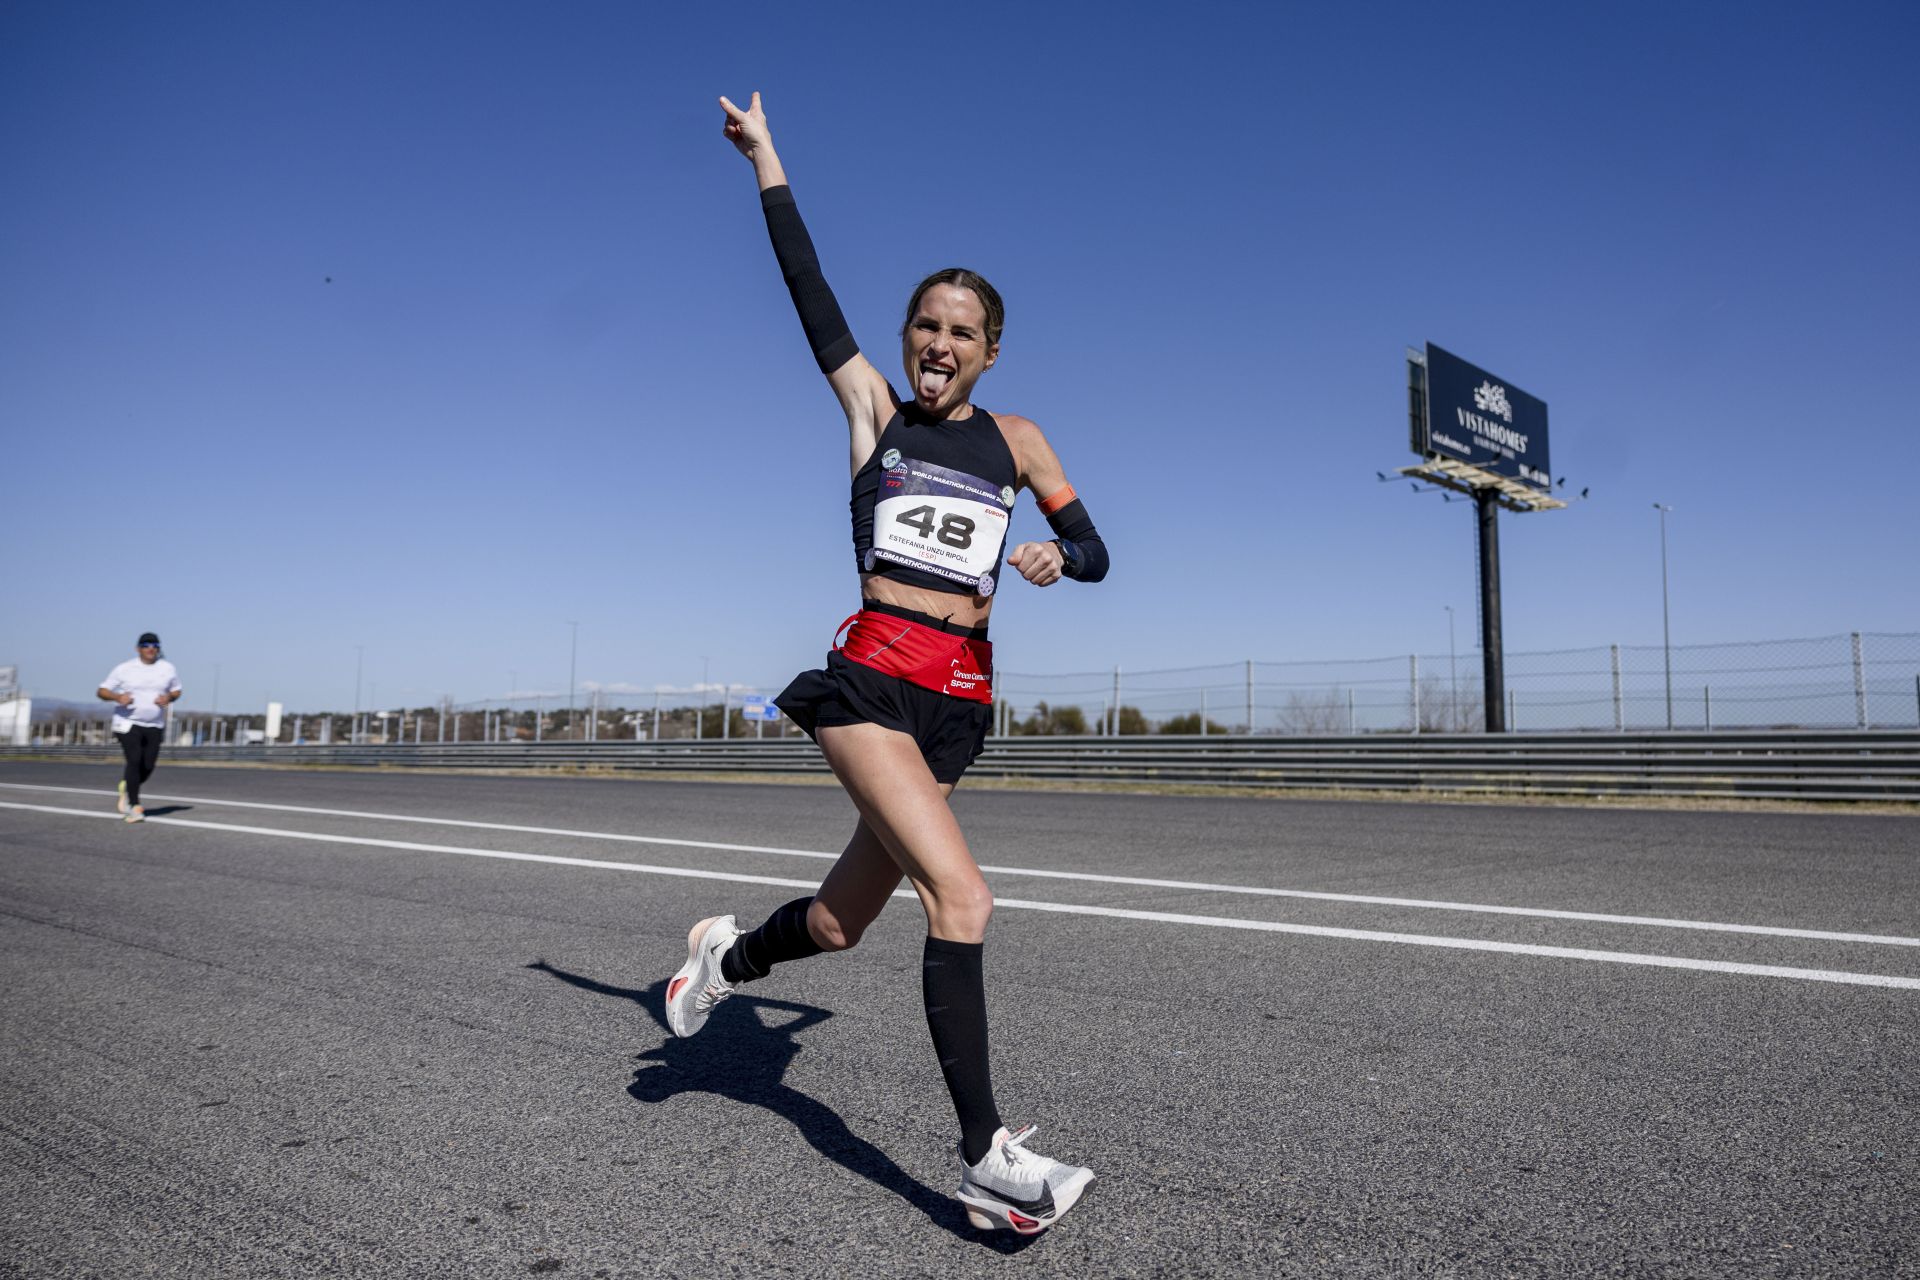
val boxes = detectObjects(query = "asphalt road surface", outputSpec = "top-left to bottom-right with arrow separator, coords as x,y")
1,761 -> 1915,1278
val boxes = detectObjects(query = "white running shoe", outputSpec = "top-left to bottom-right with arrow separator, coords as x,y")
124,806 -> 145,825
664,915 -> 743,1038
957,1125 -> 1095,1234
117,781 -> 129,814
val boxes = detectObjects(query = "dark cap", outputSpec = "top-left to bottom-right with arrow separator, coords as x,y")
138,632 -> 161,647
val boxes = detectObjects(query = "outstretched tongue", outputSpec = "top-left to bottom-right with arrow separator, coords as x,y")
918,366 -> 952,401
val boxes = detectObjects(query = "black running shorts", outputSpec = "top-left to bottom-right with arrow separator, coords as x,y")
776,649 -> 993,784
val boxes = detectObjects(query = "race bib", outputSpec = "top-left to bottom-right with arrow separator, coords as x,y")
869,453 -> 1013,594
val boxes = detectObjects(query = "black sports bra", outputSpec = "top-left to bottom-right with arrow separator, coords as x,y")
850,404 -> 1020,598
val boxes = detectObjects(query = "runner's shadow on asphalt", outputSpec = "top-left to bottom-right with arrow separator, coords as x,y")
527,959 -> 1038,1253
142,804 -> 193,817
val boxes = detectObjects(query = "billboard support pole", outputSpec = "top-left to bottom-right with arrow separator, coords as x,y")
1476,487 -> 1506,732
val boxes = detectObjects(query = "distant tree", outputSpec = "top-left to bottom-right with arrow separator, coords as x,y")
1277,689 -> 1348,735
1417,675 -> 1483,732
1009,701 -> 1043,735
1051,705 -> 1089,735
1159,712 -> 1229,735
1013,701 -> 1091,735
1116,705 -> 1149,735
696,703 -> 747,738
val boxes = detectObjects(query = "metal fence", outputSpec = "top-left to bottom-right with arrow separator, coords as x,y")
997,631 -> 1920,736
13,631 -> 1918,745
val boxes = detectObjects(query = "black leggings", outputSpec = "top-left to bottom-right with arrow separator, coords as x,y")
117,726 -> 164,805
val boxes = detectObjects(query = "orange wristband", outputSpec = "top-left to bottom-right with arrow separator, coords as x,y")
1037,483 -> 1077,515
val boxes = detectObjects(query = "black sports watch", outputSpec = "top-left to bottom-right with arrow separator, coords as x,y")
1053,538 -> 1084,580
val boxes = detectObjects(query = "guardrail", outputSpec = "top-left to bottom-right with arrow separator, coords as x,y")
7,731 -> 1919,803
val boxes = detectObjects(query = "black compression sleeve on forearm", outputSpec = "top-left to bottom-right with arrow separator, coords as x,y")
760,185 -> 859,374
1045,498 -> 1110,583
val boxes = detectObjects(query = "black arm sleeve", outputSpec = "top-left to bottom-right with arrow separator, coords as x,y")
760,185 -> 860,374
1045,498 -> 1110,583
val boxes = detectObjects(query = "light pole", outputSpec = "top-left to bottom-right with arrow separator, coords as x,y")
1654,503 -> 1674,730
1443,605 -> 1458,732
567,621 -> 579,742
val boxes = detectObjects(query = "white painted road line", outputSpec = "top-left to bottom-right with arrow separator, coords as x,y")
0,800 -> 829,890
3,799 -> 1918,991
0,782 -> 836,859
3,781 -> 1914,949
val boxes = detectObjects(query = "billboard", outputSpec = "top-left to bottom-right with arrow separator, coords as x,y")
1411,344 -> 1551,491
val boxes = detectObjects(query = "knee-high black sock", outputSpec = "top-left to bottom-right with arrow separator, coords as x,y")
923,936 -> 1004,1166
721,897 -> 825,984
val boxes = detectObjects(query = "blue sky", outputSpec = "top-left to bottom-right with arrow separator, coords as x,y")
4,0 -> 1916,714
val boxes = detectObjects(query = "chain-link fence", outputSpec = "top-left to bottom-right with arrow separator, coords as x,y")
1499,633 -> 1920,733
995,631 -> 1920,735
15,631 -> 1918,745
13,685 -> 797,747
195,687 -> 799,747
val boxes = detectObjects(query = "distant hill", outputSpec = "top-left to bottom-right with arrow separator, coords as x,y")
19,696 -> 113,722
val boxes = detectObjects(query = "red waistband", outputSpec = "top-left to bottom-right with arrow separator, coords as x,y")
835,610 -> 994,704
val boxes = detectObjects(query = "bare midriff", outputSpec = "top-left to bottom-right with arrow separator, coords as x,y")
860,573 -> 993,631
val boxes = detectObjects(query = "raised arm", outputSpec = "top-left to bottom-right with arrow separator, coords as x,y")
720,93 -> 894,473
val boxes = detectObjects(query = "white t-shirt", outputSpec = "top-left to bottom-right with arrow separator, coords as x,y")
101,658 -> 181,733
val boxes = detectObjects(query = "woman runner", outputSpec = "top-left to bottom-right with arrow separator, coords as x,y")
664,92 -> 1111,1235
